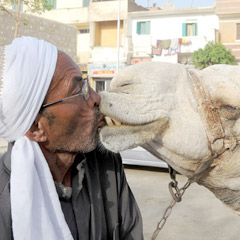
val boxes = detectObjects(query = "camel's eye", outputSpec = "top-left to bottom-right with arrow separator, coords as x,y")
121,83 -> 131,87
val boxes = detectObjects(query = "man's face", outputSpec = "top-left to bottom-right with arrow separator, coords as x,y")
40,51 -> 105,153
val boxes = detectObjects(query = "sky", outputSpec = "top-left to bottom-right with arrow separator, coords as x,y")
135,0 -> 216,9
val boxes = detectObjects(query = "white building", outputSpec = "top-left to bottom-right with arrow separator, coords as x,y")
87,0 -> 146,92
39,0 -> 90,73
6,1 -> 219,89
39,0 -> 147,90
128,6 -> 219,65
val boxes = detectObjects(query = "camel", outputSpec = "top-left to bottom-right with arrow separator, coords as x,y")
99,62 -> 240,214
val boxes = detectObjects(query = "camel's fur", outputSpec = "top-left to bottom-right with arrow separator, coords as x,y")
99,62 -> 240,213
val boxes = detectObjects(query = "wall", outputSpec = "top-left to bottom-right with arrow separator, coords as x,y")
216,0 -> 240,15
0,9 -> 77,61
216,0 -> 240,60
56,0 -> 83,9
89,0 -> 128,22
131,12 -> 218,46
151,15 -> 218,40
77,29 -> 90,64
219,20 -> 240,58
40,7 -> 89,65
40,7 -> 89,24
90,46 -> 124,62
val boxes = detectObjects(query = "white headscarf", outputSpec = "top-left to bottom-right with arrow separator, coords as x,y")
0,37 -> 73,240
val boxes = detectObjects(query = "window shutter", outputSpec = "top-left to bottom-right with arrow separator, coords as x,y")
137,22 -> 141,34
236,23 -> 240,40
194,23 -> 198,36
83,0 -> 89,7
145,21 -> 150,34
48,0 -> 56,9
182,23 -> 187,37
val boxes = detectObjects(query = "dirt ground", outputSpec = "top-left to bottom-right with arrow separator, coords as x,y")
124,166 -> 240,240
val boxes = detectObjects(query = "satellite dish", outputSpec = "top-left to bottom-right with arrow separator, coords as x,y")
161,1 -> 176,10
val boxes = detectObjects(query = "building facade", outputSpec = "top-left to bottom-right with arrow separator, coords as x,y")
128,6 -> 219,66
39,0 -> 146,88
38,0 -> 90,74
87,0 -> 146,91
216,0 -> 240,63
8,1 -> 240,92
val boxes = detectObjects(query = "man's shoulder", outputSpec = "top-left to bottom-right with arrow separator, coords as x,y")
0,151 -> 12,240
0,147 -> 11,196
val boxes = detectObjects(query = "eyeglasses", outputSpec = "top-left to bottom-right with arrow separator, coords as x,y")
41,77 -> 90,109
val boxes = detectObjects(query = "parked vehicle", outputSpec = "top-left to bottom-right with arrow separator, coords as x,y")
120,146 -> 168,168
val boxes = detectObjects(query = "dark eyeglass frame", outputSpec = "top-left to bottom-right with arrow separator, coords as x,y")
41,76 -> 90,109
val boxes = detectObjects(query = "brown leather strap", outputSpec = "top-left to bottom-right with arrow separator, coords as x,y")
188,69 -> 225,154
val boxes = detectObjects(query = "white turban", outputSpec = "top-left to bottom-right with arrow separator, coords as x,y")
0,37 -> 73,240
0,36 -> 55,141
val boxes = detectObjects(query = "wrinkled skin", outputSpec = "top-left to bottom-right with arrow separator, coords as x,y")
99,62 -> 240,214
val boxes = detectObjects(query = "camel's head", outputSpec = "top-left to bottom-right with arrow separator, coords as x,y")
99,62 -> 240,214
99,62 -> 186,152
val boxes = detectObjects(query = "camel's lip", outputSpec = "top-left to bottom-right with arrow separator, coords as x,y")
97,114 -> 107,128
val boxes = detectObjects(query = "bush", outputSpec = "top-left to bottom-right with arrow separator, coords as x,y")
192,42 -> 236,69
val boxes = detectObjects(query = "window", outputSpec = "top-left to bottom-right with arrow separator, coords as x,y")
95,81 -> 106,93
83,0 -> 89,7
45,0 -> 56,10
79,29 -> 89,34
182,23 -> 198,37
12,0 -> 23,12
136,21 -> 150,35
95,21 -> 123,47
236,23 -> 240,40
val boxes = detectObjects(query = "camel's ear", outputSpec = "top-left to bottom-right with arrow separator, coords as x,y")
25,115 -> 47,143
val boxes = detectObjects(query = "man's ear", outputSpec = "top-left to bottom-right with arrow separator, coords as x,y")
25,116 -> 47,142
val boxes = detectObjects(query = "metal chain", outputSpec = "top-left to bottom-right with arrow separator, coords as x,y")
151,69 -> 230,240
151,152 -> 219,240
151,178 -> 193,240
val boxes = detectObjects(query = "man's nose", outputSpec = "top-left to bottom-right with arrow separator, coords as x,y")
86,88 -> 101,108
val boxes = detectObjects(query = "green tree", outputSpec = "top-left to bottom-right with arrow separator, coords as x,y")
0,0 -> 54,38
192,42 -> 236,69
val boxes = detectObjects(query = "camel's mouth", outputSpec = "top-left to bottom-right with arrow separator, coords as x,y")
104,116 -> 154,128
104,115 -> 147,127
99,114 -> 169,153
104,116 -> 122,127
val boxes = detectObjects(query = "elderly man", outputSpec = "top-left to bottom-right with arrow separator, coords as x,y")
0,36 -> 143,240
